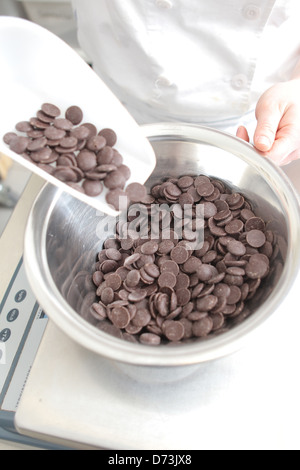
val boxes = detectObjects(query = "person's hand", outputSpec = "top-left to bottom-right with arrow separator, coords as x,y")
236,79 -> 300,166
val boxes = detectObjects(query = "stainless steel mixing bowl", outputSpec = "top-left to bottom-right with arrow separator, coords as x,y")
24,123 -> 300,367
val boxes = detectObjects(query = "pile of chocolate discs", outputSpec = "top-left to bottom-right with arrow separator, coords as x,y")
91,174 -> 276,346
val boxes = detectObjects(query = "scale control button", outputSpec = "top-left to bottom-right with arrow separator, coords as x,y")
14,289 -> 27,303
7,308 -> 19,322
0,328 -> 11,342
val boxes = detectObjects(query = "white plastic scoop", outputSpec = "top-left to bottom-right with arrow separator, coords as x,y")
0,16 -> 156,216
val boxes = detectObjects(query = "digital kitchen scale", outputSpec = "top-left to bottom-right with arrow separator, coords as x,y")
1,173 -> 300,450
0,257 -> 52,449
0,176 -> 71,449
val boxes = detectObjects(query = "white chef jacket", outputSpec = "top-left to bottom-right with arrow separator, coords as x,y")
72,0 -> 300,130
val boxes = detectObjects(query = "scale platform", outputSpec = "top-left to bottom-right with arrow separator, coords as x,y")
13,307 -> 300,450
1,166 -> 300,450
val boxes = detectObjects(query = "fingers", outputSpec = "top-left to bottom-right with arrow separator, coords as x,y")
282,148 -> 300,166
245,81 -> 300,166
254,102 -> 282,152
263,137 -> 300,166
236,126 -> 250,142
235,121 -> 297,167
256,104 -> 300,165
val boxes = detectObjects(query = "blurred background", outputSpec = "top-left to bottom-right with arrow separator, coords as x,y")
0,0 -> 86,235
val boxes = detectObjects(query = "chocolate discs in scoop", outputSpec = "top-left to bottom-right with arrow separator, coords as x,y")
3,102 -> 143,207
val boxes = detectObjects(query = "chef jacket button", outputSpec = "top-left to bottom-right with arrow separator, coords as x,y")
155,75 -> 173,87
155,0 -> 173,9
243,4 -> 261,20
231,74 -> 248,90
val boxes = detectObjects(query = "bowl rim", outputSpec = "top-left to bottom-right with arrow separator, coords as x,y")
24,123 -> 300,366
